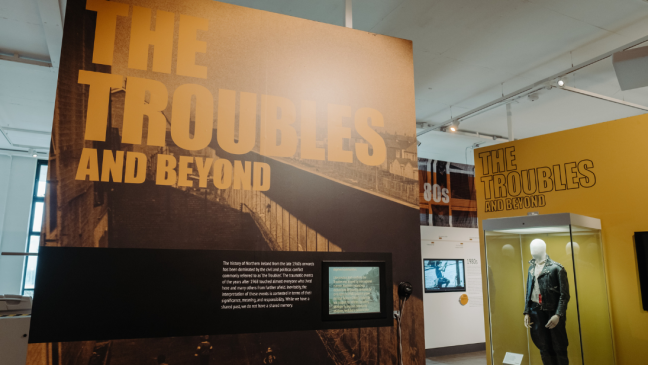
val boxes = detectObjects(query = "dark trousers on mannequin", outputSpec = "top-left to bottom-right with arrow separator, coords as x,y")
529,306 -> 569,365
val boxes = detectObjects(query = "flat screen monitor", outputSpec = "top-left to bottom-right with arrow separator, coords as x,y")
424,259 -> 466,293
635,232 -> 648,311
322,261 -> 389,321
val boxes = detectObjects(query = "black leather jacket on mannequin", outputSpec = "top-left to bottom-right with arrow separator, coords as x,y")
523,256 -> 570,317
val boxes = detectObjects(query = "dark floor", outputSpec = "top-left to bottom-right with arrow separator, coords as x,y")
107,331 -> 335,365
427,351 -> 487,365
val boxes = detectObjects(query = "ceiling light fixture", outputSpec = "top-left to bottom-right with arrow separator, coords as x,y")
448,120 -> 460,132
28,149 -> 37,157
557,79 -> 565,87
528,92 -> 540,102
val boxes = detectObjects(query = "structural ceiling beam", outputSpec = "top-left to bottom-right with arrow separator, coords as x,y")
35,0 -> 63,69
0,54 -> 51,68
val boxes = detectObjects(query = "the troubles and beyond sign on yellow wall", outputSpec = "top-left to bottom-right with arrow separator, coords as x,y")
475,113 -> 648,364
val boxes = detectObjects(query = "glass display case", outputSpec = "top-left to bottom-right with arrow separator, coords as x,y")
483,213 -> 615,365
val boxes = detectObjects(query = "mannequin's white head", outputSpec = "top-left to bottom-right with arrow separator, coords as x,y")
530,239 -> 547,262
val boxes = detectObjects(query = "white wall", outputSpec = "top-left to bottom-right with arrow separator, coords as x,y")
0,155 -> 37,295
417,130 -> 501,165
421,225 -> 485,349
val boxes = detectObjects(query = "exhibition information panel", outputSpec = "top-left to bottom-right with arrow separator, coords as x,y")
29,248 -> 392,343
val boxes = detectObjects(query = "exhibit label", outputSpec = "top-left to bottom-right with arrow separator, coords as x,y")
30,248 -> 392,342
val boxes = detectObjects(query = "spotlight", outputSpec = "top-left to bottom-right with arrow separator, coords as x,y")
448,121 -> 459,132
29,149 -> 37,157
557,79 -> 565,87
528,92 -> 540,102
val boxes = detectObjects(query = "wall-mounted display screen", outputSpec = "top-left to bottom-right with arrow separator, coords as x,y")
635,232 -> 648,311
424,259 -> 466,293
322,261 -> 389,321
329,266 -> 381,314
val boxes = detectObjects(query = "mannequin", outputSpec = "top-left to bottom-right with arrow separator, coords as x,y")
523,239 -> 570,365
525,240 -> 560,328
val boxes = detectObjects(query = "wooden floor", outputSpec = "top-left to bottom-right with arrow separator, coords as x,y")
426,351 -> 487,365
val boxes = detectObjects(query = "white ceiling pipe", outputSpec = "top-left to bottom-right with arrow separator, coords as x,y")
558,85 -> 648,112
0,148 -> 48,159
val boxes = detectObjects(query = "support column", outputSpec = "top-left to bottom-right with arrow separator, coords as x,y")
345,0 -> 353,28
506,103 -> 514,141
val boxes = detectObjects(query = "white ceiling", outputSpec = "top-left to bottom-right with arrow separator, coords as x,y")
1,0 -> 648,160
416,130 -> 501,165
0,0 -> 63,154
0,0 -> 51,60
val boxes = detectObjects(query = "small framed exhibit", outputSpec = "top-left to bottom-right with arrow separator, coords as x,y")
322,261 -> 389,321
423,259 -> 466,293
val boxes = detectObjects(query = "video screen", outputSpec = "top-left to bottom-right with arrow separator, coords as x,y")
328,266 -> 381,315
424,259 -> 466,293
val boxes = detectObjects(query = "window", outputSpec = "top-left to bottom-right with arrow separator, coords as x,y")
22,160 -> 48,297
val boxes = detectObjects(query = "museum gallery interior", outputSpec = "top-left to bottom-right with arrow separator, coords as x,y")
2,1 -> 648,365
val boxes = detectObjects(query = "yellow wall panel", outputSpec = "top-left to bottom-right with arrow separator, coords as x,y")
475,114 -> 648,364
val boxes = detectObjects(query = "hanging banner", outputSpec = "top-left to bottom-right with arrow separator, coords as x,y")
419,158 -> 477,228
27,0 -> 423,364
